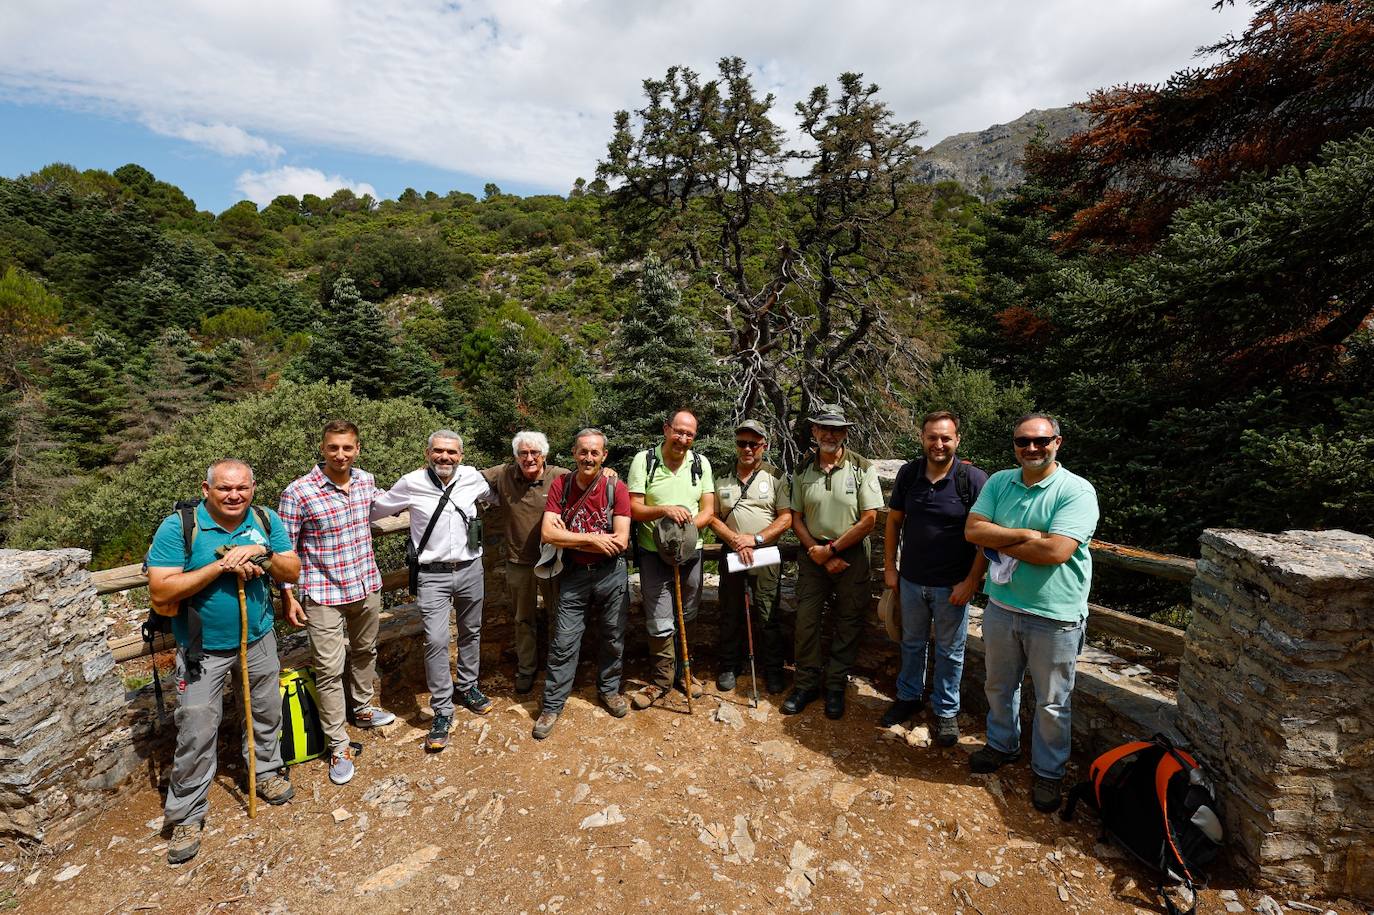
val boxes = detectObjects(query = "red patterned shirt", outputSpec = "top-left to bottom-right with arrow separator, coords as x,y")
278,464 -> 382,605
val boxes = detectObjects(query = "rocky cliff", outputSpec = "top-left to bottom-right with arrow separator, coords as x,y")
916,106 -> 1091,198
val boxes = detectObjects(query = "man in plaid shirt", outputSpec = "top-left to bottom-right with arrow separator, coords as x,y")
278,420 -> 395,785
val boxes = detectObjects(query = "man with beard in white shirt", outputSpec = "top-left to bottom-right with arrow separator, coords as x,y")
372,430 -> 498,751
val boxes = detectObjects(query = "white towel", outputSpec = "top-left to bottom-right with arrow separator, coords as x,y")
983,547 -> 1019,585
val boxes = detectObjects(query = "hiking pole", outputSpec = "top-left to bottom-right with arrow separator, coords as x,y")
742,583 -> 759,709
237,577 -> 257,819
672,564 -> 693,715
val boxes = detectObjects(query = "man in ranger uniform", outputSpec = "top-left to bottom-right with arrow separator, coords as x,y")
782,404 -> 883,720
707,420 -> 792,695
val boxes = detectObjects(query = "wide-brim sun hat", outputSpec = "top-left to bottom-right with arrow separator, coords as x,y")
807,403 -> 855,428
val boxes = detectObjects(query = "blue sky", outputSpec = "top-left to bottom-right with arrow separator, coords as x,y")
0,0 -> 1253,215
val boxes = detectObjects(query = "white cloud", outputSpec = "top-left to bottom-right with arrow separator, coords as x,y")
235,166 -> 377,206
142,116 -> 284,159
0,0 -> 1256,192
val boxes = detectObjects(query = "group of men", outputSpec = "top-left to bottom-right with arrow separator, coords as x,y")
145,407 -> 1097,867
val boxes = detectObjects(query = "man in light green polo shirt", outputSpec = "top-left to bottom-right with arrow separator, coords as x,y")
708,419 -> 792,694
782,403 -> 883,720
626,408 -> 715,709
964,412 -> 1099,815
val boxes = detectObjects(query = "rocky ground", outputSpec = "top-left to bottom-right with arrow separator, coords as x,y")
4,658 -> 1362,915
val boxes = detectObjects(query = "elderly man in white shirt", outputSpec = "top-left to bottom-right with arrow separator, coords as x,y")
372,429 -> 497,751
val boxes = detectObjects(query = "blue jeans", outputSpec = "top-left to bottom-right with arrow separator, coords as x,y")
981,601 -> 1085,780
896,579 -> 969,717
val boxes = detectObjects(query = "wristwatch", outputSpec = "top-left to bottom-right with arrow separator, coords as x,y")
754,534 -> 765,546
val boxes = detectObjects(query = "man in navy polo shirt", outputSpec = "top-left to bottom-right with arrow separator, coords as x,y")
881,411 -> 988,746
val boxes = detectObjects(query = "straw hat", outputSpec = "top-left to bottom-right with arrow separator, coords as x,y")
877,588 -> 900,642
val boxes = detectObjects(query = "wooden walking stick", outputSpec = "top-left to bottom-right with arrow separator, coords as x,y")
742,585 -> 759,709
672,564 -> 693,715
237,577 -> 257,819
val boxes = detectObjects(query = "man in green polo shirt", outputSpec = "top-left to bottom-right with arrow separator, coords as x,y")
708,420 -> 792,694
627,408 -> 715,709
146,458 -> 300,865
783,404 -> 883,720
964,412 -> 1099,815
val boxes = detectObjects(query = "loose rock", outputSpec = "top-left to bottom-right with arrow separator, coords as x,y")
354,845 -> 441,895
579,805 -> 626,829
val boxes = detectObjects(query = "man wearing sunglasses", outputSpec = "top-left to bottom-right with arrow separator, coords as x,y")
708,420 -> 793,694
963,413 -> 1099,815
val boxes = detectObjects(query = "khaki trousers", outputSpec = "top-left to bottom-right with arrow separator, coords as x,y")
304,592 -> 381,751
504,560 -> 559,677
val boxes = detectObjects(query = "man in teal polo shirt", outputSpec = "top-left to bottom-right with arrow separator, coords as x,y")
147,458 -> 299,865
964,413 -> 1099,814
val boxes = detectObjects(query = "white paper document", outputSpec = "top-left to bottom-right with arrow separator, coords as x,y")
726,546 -> 781,573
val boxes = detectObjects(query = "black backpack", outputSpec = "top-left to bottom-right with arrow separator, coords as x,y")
897,456 -> 974,509
141,499 -> 272,727
1062,734 -> 1223,915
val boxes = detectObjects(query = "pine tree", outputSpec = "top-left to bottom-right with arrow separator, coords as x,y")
40,335 -> 127,469
598,254 -> 728,467
293,274 -> 399,399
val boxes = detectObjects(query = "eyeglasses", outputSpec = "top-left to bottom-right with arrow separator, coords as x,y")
735,440 -> 765,450
1013,435 -> 1058,448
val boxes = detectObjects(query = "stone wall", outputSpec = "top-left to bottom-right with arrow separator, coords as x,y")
1178,529 -> 1374,904
0,550 -> 137,841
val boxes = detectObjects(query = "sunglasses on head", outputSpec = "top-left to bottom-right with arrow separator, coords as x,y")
735,439 -> 764,449
1013,435 -> 1058,448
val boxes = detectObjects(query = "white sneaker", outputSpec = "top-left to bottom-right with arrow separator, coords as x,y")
328,747 -> 355,785
352,705 -> 396,728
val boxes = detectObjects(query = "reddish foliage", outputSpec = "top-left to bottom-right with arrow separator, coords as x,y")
1029,1 -> 1374,251
995,304 -> 1054,347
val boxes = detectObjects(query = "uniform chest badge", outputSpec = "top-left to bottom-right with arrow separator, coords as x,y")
758,479 -> 770,495
845,476 -> 856,495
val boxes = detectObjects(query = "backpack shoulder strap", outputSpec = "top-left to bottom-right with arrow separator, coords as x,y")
691,452 -> 702,486
851,452 -> 872,472
954,460 -> 973,509
251,505 -> 272,540
642,448 -> 659,483
178,503 -> 198,559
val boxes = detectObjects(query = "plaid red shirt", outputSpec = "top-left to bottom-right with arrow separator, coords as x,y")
278,464 -> 382,605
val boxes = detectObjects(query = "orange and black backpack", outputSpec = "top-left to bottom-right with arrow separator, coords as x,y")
1062,733 -> 1223,915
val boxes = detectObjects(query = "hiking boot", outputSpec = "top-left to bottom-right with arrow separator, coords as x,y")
780,687 -> 820,716
675,675 -> 704,699
824,688 -> 846,720
600,691 -> 629,718
630,684 -> 670,710
765,670 -> 786,695
934,714 -> 960,747
328,746 -> 355,785
167,821 -> 203,865
458,685 -> 494,715
351,705 -> 395,728
532,710 -> 559,740
1032,775 -> 1064,813
514,672 -> 536,695
716,670 -> 737,692
880,697 -> 924,728
257,773 -> 294,806
426,713 -> 452,752
969,744 -> 1021,774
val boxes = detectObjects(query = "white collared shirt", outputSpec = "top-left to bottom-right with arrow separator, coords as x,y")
371,465 -> 497,563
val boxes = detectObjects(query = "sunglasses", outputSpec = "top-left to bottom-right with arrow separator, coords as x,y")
1013,435 -> 1058,448
735,439 -> 765,450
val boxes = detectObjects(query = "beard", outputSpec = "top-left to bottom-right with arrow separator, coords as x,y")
431,462 -> 456,481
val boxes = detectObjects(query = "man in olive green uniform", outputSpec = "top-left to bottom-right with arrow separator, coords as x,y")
782,404 -> 882,720
708,420 -> 793,694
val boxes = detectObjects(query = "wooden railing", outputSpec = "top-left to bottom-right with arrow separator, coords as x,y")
94,508 -> 1195,663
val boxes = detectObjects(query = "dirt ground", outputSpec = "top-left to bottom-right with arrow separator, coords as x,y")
4,655 -> 1361,915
